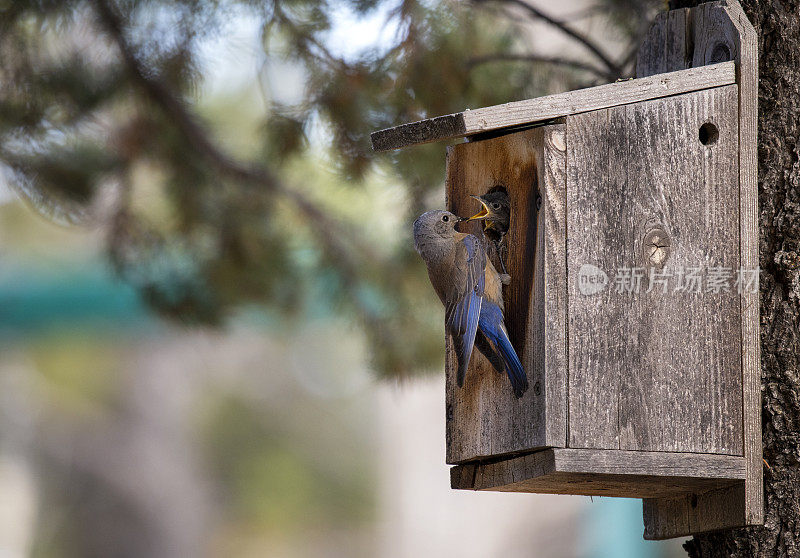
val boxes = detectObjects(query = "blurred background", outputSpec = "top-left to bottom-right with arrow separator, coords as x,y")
0,0 -> 689,556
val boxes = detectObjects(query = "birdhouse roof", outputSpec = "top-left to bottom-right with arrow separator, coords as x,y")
371,61 -> 734,152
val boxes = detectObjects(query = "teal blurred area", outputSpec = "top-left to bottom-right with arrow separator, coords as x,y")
0,200 -> 381,557
581,498 -> 668,558
0,265 -> 151,339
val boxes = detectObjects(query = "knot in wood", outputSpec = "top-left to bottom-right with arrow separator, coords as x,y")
643,227 -> 671,268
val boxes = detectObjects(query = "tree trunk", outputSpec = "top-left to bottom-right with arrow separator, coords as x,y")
664,0 -> 800,555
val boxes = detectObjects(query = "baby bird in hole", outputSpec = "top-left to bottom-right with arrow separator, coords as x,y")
467,190 -> 511,276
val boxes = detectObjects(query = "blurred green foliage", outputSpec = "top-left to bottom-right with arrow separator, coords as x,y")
0,0 -> 659,377
205,395 -> 373,530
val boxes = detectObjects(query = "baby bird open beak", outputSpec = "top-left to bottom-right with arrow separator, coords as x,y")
466,195 -> 490,221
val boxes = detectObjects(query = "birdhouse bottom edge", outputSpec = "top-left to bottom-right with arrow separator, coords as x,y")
450,447 -> 751,539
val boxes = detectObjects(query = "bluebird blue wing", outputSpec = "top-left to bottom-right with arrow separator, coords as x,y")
445,234 -> 485,387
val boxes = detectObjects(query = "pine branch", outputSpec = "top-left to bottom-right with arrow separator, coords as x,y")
91,0 -> 397,357
91,0 -> 371,258
473,0 -> 623,78
271,4 -> 346,70
467,52 -> 617,81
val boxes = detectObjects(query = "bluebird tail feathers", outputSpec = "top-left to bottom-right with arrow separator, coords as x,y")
479,302 -> 529,398
474,331 -> 505,375
493,326 -> 528,398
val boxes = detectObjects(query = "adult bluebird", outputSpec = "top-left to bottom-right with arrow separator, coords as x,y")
413,209 -> 528,397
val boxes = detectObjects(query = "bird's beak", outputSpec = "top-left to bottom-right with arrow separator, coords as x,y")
466,195 -> 490,221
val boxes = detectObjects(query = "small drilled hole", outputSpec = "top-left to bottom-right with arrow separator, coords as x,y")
699,122 -> 719,146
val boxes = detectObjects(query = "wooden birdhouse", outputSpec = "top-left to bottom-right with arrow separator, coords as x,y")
372,0 -> 761,539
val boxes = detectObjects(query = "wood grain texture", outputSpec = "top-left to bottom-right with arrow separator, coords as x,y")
643,484 -> 746,539
371,113 -> 466,152
566,86 -> 743,456
665,9 -> 692,71
725,0 -> 762,528
643,494 -> 691,538
444,125 -> 567,464
371,63 -> 735,152
564,107 -> 624,450
635,10 -> 668,77
636,0 -> 762,536
541,126 -> 568,446
619,86 -> 742,455
636,8 -> 693,77
451,449 -> 745,499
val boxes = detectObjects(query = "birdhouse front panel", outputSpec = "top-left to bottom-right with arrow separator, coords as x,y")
566,84 -> 743,456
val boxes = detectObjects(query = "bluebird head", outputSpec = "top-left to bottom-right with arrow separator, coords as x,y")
413,209 -> 463,255
413,209 -> 462,237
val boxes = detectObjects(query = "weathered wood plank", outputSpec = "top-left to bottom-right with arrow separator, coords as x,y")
724,0 -> 762,529
637,0 -> 762,536
636,8 -> 692,78
691,1 -> 741,69
451,449 -> 745,499
727,2 -> 764,525
635,11 -> 668,78
372,113 -> 466,152
371,62 -> 736,152
541,126 -> 568,447
643,484 -> 746,539
619,86 -> 742,455
665,9 -> 691,72
566,86 -> 743,456
565,107 -> 623,450
444,125 -> 566,464
642,494 -> 690,539
553,449 -> 745,478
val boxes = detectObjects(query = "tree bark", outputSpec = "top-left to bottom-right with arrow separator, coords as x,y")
665,0 -> 800,555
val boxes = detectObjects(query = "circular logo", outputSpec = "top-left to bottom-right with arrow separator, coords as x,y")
577,264 -> 608,295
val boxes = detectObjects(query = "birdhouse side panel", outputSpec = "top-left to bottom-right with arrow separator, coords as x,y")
444,124 -> 567,464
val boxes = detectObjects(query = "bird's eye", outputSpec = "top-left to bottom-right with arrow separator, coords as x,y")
491,202 -> 501,210
442,215 -> 449,222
